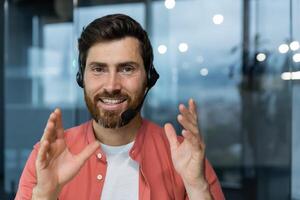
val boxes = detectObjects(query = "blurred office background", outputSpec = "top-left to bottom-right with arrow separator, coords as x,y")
0,0 -> 299,199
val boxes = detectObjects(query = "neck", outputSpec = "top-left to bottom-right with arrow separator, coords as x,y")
92,114 -> 143,146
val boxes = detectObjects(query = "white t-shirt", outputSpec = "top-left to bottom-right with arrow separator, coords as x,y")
100,141 -> 139,200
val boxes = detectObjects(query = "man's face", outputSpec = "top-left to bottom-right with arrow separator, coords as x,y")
83,36 -> 147,128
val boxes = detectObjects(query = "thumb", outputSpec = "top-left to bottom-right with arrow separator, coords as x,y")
76,141 -> 100,165
164,123 -> 179,151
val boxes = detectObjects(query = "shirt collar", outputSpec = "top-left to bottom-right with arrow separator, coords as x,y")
129,119 -> 148,163
85,119 -> 149,163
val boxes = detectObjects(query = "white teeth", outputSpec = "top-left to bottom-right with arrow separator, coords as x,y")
101,98 -> 124,104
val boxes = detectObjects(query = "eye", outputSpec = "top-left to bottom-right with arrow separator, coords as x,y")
120,65 -> 134,74
91,65 -> 106,73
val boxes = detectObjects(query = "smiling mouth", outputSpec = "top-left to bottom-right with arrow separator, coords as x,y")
99,98 -> 127,105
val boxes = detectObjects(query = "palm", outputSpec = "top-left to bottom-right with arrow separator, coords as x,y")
164,99 -> 206,185
37,139 -> 76,186
35,109 -> 99,197
171,137 -> 203,181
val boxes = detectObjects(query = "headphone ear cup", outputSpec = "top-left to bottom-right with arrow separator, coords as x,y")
148,65 -> 159,88
76,70 -> 84,88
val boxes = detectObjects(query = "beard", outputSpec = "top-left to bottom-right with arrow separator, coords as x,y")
84,87 -> 145,129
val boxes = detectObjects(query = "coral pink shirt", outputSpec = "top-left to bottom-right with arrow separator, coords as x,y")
15,119 -> 225,200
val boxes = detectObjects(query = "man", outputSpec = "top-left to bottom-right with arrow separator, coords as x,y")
15,14 -> 225,200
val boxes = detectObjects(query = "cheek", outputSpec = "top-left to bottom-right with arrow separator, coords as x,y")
83,84 -> 93,97
84,76 -> 101,95
125,76 -> 147,94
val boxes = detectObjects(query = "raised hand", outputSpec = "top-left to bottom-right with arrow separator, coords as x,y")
164,99 -> 212,199
32,109 -> 100,200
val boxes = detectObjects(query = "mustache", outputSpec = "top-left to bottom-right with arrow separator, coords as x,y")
94,90 -> 130,101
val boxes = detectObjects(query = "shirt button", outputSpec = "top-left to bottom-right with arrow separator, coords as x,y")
97,153 -> 102,159
97,174 -> 103,180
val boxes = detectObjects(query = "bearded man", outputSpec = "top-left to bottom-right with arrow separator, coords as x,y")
15,14 -> 225,200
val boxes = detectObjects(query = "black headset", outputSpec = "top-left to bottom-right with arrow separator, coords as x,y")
76,60 -> 159,89
76,58 -> 85,88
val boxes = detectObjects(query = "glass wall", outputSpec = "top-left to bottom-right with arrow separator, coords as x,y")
292,0 -> 300,199
3,0 -> 80,198
1,0 -> 299,199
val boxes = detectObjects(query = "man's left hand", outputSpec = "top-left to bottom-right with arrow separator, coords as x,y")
164,99 -> 212,200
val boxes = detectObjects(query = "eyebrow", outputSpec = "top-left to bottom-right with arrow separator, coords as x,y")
87,61 -> 141,68
87,62 -> 107,67
117,61 -> 140,67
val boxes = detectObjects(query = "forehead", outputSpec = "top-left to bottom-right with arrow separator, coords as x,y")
86,36 -> 143,64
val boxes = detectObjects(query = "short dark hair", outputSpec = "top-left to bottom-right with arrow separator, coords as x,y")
78,14 -> 153,74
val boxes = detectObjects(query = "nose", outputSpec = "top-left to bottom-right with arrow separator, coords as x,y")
104,72 -> 121,93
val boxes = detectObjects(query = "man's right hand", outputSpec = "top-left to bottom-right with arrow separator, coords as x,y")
32,109 -> 100,200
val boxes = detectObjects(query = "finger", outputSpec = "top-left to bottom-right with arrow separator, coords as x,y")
189,99 -> 203,130
179,114 -> 205,141
182,130 -> 204,150
179,104 -> 197,126
75,141 -> 100,165
54,108 -> 64,139
188,98 -> 198,117
177,114 -> 199,136
164,123 -> 180,150
37,140 -> 50,169
41,114 -> 56,143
